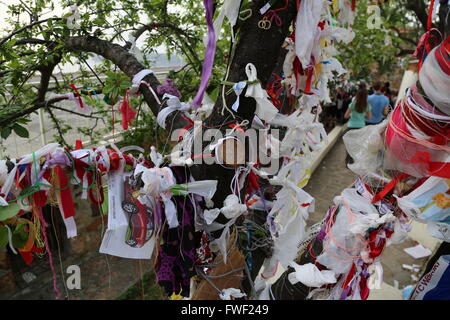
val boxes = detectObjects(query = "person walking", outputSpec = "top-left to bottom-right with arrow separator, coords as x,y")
344,82 -> 372,165
366,81 -> 390,125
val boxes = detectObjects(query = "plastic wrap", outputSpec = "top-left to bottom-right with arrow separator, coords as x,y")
343,121 -> 387,176
317,188 -> 395,274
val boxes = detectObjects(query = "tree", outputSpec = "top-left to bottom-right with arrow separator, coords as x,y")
0,0 -> 448,300
0,0 -> 297,299
336,0 -> 450,80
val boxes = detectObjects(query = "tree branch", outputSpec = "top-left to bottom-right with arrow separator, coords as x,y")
0,18 -> 62,46
389,26 -> 418,46
45,104 -> 69,147
405,0 -> 428,31
396,48 -> 415,56
63,35 -> 188,132
49,105 -> 104,120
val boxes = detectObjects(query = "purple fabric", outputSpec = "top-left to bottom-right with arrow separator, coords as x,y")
192,0 -> 216,108
155,166 -> 199,297
340,287 -> 351,300
38,150 -> 71,181
157,79 -> 182,98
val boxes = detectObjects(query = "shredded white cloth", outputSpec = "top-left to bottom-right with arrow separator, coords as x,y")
204,208 -> 221,225
48,92 -> 92,114
127,35 -> 145,63
219,288 -> 246,300
288,262 -> 337,287
156,94 -> 191,129
140,167 -> 179,228
211,0 -> 241,43
130,69 -> 154,93
244,63 -> 278,122
221,194 -> 247,219
295,0 -> 326,67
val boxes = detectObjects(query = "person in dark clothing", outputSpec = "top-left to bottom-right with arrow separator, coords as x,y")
335,87 -> 347,124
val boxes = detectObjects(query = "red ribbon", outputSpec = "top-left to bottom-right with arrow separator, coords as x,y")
119,90 -> 137,130
410,152 -> 450,179
32,167 -> 51,207
304,67 -> 314,95
435,35 -> 450,75
351,0 -> 356,11
368,229 -> 386,259
69,84 -> 85,109
19,244 -> 44,266
342,263 -> 357,289
266,74 -> 283,109
246,170 -> 260,194
55,165 -> 76,219
72,157 -> 104,205
427,0 -> 435,31
371,173 -> 409,204
292,56 -> 304,92
75,140 -> 83,150
414,28 -> 441,72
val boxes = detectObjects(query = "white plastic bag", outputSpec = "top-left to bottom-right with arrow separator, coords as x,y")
288,262 -> 337,287
343,121 -> 387,176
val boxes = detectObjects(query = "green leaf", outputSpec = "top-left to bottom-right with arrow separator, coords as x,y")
12,223 -> 28,249
0,226 -> 8,248
0,203 -> 20,221
12,124 -> 29,138
1,126 -> 11,139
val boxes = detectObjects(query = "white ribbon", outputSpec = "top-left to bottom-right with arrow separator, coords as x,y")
221,194 -> 247,219
66,5 -> 81,30
244,63 -> 278,122
130,69 -> 154,94
150,146 -> 164,168
219,288 -> 246,300
48,92 -> 92,114
140,167 -> 179,229
157,94 -> 191,129
288,262 -> 337,287
295,0 -> 326,67
127,35 -> 145,63
204,208 -> 221,225
231,81 -> 247,112
210,0 -> 241,44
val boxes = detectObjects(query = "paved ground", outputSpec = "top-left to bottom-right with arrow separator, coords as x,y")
304,137 -> 430,295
